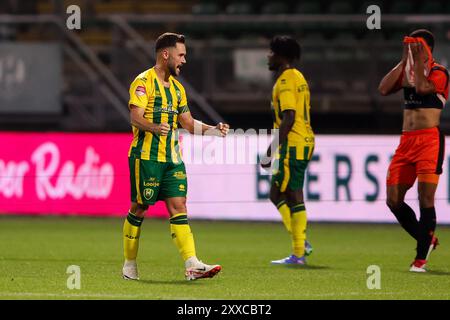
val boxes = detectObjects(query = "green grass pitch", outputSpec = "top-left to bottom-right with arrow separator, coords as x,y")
0,216 -> 449,300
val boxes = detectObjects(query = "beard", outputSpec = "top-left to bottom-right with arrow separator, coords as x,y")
168,63 -> 179,77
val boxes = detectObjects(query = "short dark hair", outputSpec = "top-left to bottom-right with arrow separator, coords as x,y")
410,29 -> 434,52
270,35 -> 301,62
155,32 -> 185,52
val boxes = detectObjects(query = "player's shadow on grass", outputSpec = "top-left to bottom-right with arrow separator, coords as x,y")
427,269 -> 450,276
138,279 -> 202,285
402,269 -> 450,276
281,264 -> 330,270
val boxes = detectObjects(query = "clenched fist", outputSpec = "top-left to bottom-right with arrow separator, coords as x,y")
216,122 -> 230,137
155,123 -> 170,136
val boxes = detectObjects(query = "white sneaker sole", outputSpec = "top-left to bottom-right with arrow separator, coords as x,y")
122,267 -> 139,280
185,265 -> 222,281
122,274 -> 139,280
409,265 -> 427,273
271,261 -> 306,265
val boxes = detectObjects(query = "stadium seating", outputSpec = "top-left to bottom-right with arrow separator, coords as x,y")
191,2 -> 220,15
94,1 -> 135,14
4,0 -> 449,132
327,1 -> 355,14
419,1 -> 444,14
225,2 -> 254,15
389,1 -> 414,14
33,0 -> 450,15
358,1 -> 384,14
260,2 -> 289,15
295,2 -> 322,14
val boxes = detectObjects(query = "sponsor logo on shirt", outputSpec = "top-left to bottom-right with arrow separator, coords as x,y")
135,86 -> 146,97
298,84 -> 308,92
153,106 -> 179,114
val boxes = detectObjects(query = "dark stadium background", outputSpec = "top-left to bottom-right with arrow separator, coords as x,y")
1,0 -> 449,134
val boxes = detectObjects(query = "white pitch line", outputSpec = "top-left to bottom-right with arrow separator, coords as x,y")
0,292 -> 193,299
0,291 -> 448,299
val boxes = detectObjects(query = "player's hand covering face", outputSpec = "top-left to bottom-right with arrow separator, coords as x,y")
410,42 -> 427,63
168,42 -> 186,77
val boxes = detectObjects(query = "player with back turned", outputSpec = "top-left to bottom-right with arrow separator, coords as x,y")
379,29 -> 449,272
122,32 -> 229,281
261,35 -> 315,265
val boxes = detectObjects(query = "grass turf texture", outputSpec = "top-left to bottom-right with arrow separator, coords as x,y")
0,216 -> 449,300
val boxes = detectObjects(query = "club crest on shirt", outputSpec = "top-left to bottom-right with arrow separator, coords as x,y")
176,90 -> 182,103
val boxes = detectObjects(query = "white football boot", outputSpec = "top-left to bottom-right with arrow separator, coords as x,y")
122,260 -> 139,280
409,259 -> 427,273
184,257 -> 222,281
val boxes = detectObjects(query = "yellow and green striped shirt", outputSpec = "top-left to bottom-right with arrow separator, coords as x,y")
271,68 -> 315,160
128,67 -> 189,163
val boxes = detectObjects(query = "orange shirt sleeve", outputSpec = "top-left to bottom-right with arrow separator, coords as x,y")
428,69 -> 449,97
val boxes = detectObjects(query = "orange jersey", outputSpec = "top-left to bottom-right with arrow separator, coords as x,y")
404,62 -> 449,109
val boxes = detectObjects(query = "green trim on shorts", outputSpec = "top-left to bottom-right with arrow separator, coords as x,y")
276,200 -> 287,209
290,203 -> 306,213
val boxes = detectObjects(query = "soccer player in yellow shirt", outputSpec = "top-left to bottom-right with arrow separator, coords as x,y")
122,33 -> 229,280
262,35 -> 314,264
